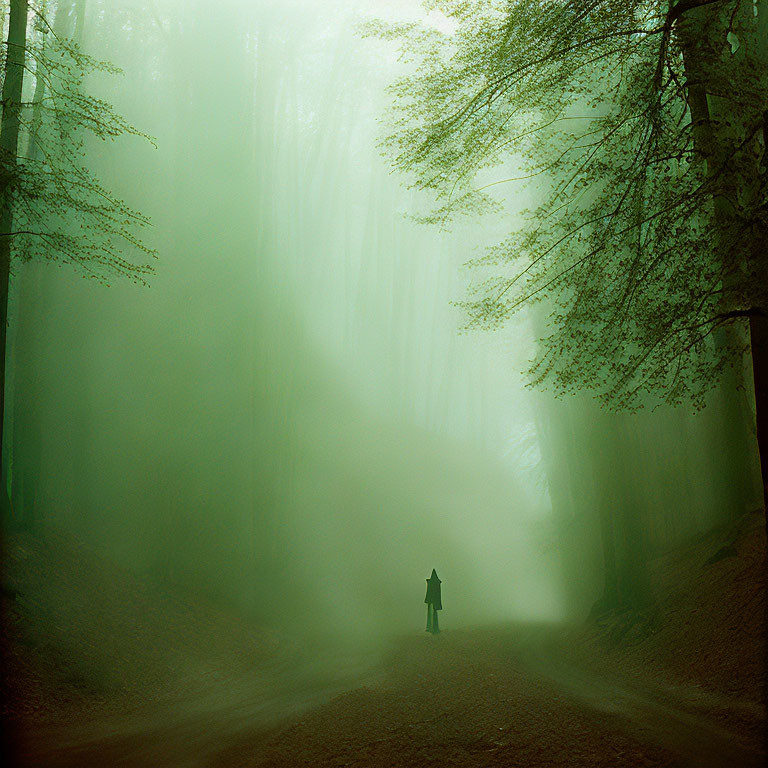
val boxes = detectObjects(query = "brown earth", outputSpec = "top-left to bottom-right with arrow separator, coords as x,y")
1,510 -> 766,767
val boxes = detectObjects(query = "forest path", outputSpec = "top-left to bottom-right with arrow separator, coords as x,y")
470,624 -> 765,768
15,623 -> 765,768
12,638 -> 384,768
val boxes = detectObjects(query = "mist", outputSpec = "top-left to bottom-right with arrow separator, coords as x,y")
2,1 -> 765,766
8,0 -> 566,637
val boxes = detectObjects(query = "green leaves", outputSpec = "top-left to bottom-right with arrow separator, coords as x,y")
375,0 -> 767,409
0,4 -> 157,285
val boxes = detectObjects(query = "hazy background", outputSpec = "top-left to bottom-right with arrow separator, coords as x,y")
6,0 -> 761,645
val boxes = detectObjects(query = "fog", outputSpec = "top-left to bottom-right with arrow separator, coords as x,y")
5,0 -> 761,648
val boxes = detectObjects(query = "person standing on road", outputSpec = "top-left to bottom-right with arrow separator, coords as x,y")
425,569 -> 442,634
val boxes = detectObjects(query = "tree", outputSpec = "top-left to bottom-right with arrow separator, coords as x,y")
371,0 -> 768,520
0,0 -> 29,510
0,0 -> 155,518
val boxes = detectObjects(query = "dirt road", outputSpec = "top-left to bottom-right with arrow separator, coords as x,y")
10,624 -> 765,768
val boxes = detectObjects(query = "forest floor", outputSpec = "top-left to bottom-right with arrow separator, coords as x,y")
1,508 -> 765,768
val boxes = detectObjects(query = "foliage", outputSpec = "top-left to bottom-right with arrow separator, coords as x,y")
0,2 -> 156,285
369,0 -> 768,408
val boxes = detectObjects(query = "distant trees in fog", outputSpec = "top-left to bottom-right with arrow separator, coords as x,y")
0,0 -> 155,522
374,0 -> 768,614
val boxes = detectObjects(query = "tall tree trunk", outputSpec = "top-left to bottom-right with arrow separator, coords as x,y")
10,0 -> 85,530
750,314 -> 768,518
752,100 -> 768,522
26,0 -> 50,163
610,419 -> 651,609
0,0 -> 30,516
9,263 -> 43,530
677,6 -> 762,519
9,1 -> 48,529
597,503 -> 618,613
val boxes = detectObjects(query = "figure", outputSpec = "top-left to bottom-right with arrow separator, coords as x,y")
425,568 -> 442,634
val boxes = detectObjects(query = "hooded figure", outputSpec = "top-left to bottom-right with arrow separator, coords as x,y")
425,569 -> 442,634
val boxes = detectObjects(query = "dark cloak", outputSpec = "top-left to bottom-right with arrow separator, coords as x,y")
424,569 -> 442,610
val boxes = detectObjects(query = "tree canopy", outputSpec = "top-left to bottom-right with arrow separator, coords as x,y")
371,0 -> 768,409
1,0 -> 156,285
